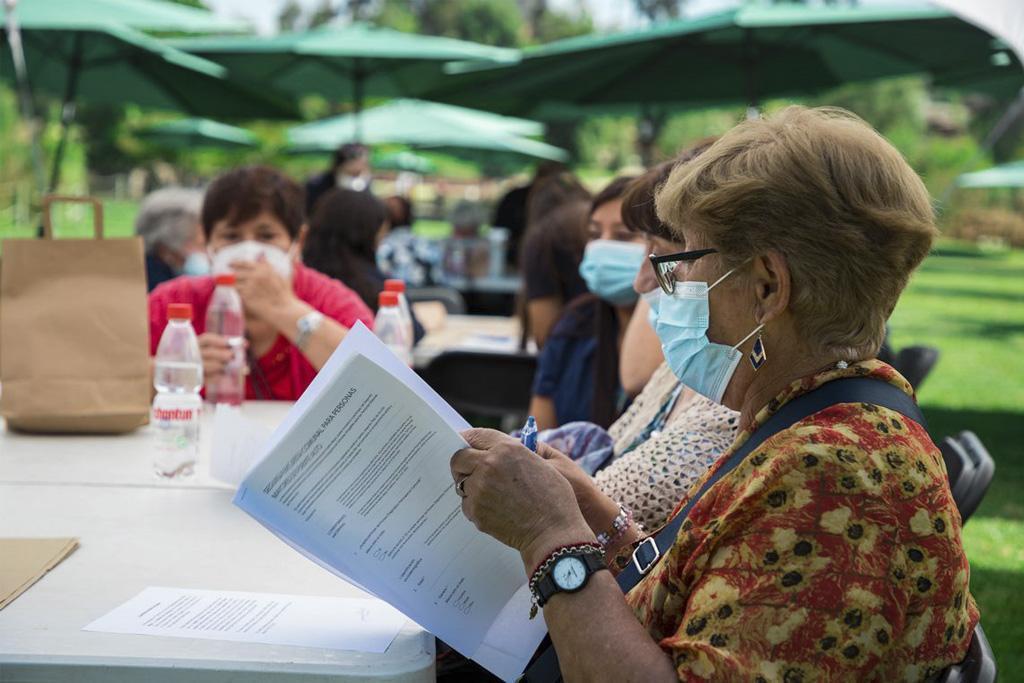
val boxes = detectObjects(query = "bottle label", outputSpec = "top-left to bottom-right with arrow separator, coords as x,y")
152,395 -> 202,478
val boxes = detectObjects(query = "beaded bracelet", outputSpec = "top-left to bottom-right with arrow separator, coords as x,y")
527,542 -> 603,619
596,504 -> 635,548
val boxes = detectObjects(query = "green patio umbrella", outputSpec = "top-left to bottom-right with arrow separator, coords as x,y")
137,117 -> 258,149
1,7 -> 296,191
428,4 -> 1011,117
172,23 -> 518,135
286,99 -> 568,162
7,0 -> 249,34
372,151 -> 437,175
956,161 -> 1024,189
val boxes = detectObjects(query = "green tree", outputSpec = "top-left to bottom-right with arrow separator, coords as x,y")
307,0 -> 341,29
531,6 -> 593,44
413,0 -> 523,47
278,0 -> 303,31
632,0 -> 685,21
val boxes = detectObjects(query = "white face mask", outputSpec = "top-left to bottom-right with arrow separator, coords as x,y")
210,240 -> 294,280
336,171 -> 370,192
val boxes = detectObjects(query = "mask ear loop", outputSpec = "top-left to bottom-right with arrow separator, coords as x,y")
731,323 -> 765,352
708,267 -> 736,291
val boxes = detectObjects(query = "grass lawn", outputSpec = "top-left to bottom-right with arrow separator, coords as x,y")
888,241 -> 1024,678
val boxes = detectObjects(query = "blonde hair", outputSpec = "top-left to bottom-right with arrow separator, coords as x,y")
655,106 -> 937,360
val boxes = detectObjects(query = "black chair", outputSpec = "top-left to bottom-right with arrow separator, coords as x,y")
419,351 -> 536,422
937,624 -> 997,683
939,431 -> 996,524
407,286 -> 467,314
893,345 -> 941,390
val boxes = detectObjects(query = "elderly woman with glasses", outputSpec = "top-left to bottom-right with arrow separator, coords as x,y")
450,107 -> 977,682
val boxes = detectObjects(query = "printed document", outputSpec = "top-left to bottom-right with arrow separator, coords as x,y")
84,586 -> 405,653
234,323 -> 547,681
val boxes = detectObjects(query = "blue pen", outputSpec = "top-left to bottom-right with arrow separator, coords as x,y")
520,415 -> 538,453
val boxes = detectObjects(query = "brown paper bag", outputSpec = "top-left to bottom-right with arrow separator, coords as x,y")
0,195 -> 150,433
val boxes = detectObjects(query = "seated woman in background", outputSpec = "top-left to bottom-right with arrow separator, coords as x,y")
302,188 -> 423,343
149,166 -> 374,401
518,172 -> 592,348
134,187 -> 207,291
451,107 -> 976,680
529,176 -> 638,431
593,144 -> 738,531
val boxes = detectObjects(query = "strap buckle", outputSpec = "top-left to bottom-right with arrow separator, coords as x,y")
631,536 -> 660,576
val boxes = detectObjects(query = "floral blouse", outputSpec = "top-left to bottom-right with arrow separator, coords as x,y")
623,360 -> 979,682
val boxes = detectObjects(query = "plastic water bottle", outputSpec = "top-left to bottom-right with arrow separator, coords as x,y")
152,303 -> 203,479
384,279 -> 415,345
204,273 -> 246,406
377,291 -> 412,366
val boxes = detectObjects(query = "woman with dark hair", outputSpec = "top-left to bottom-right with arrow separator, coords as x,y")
148,166 -> 374,401
303,188 -> 424,342
518,172 -> 592,347
528,176 -> 639,430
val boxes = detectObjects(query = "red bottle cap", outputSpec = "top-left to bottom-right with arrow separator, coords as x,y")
214,273 -> 236,286
379,291 -> 399,307
384,279 -> 406,293
168,303 -> 193,321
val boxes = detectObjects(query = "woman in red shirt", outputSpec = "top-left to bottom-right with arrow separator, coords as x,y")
149,165 -> 374,400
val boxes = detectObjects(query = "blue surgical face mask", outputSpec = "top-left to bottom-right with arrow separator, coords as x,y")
180,251 -> 211,277
579,239 -> 647,306
653,268 -> 763,404
642,288 -> 661,329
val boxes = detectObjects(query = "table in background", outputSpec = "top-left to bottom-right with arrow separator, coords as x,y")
412,314 -> 530,369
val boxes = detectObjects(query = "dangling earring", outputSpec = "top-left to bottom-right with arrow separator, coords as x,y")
749,332 -> 767,371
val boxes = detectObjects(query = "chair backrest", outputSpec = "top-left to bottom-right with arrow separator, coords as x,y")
894,345 -> 940,390
406,286 -> 466,314
936,624 -> 997,683
939,431 -> 996,524
420,350 -> 536,421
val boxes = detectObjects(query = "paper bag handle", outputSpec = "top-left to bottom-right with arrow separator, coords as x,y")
41,195 -> 105,240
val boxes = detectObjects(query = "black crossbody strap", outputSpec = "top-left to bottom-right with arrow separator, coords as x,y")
519,376 -> 925,683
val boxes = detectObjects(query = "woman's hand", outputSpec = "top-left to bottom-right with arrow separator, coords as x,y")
198,333 -> 233,379
451,428 -> 595,571
233,259 -> 296,321
535,442 -> 621,536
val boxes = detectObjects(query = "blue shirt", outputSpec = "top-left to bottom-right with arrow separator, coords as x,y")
532,299 -> 600,426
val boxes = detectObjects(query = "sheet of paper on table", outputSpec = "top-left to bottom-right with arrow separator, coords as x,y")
234,322 -> 547,683
210,404 -> 274,487
0,537 -> 79,610
83,586 -> 405,653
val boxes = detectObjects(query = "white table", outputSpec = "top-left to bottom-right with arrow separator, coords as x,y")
0,402 -> 291,490
413,314 -> 531,369
0,406 -> 436,682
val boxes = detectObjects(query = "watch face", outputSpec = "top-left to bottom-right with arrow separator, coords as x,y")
552,556 -> 588,591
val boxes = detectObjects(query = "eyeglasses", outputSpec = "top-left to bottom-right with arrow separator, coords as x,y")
649,248 -> 718,294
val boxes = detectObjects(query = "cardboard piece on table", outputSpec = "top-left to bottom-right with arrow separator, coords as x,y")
0,537 -> 79,610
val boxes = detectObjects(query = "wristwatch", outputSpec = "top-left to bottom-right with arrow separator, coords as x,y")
531,544 -> 607,613
295,311 -> 324,350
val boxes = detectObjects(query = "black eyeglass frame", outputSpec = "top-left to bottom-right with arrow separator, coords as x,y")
649,248 -> 718,294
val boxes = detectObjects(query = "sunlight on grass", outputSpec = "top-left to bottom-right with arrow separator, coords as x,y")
890,240 -> 1024,677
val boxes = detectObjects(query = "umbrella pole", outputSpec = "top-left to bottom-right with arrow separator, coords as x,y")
743,28 -> 760,120
353,61 -> 364,143
47,32 -> 84,194
4,0 -> 47,196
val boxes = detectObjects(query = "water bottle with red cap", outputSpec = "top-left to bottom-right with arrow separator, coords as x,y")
152,303 -> 203,479
383,279 -> 414,346
377,291 -> 412,366
205,272 -> 245,405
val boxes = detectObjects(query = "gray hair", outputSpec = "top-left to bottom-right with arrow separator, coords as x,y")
134,187 -> 203,254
